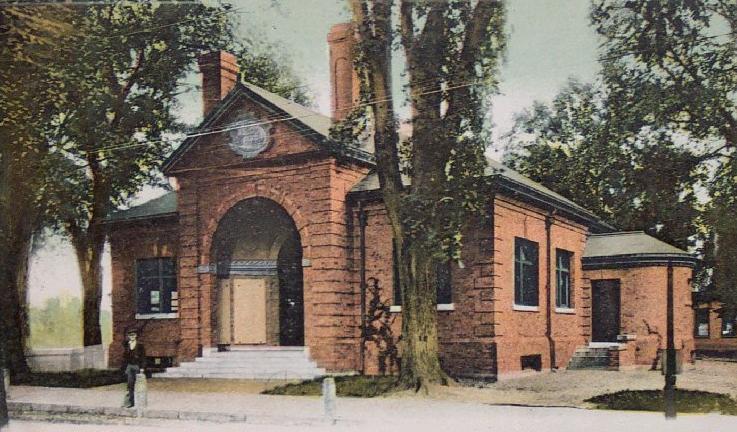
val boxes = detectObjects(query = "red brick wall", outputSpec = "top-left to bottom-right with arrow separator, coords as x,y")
349,200 -> 496,378
174,162 -> 368,371
491,195 -> 589,375
694,301 -> 737,353
108,219 -> 180,367
583,266 -> 695,366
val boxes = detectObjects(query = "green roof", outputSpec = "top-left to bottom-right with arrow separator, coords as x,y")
583,231 -> 697,269
105,192 -> 177,223
584,231 -> 688,257
350,158 -> 613,231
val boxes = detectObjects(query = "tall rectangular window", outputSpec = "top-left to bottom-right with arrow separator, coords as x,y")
556,249 -> 573,308
436,261 -> 452,305
694,308 -> 710,338
392,241 -> 402,306
136,257 -> 178,315
722,311 -> 737,338
392,240 -> 453,306
514,237 -> 539,307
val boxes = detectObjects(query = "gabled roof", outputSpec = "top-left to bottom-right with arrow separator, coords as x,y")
162,82 -> 375,174
104,192 -> 177,223
350,158 -> 614,232
583,231 -> 697,269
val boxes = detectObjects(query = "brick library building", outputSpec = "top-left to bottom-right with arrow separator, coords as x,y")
105,23 -> 698,380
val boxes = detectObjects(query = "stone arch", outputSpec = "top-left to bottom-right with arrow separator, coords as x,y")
207,192 -> 306,347
201,183 -> 311,265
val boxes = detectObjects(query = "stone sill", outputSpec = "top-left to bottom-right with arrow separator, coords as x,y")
389,304 -> 455,313
136,313 -> 178,320
555,307 -> 575,314
512,304 -> 539,312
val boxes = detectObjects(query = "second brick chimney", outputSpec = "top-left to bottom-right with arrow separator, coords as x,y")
327,23 -> 360,122
198,51 -> 240,117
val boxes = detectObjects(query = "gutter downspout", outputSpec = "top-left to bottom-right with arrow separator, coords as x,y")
545,212 -> 556,370
358,202 -> 368,375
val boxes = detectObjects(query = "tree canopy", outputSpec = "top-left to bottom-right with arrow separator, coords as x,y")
504,79 -> 704,250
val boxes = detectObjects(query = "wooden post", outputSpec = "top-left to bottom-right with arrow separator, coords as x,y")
664,261 -> 676,419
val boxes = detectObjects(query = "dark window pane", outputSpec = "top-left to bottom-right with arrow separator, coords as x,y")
137,259 -> 159,278
695,308 -> 709,337
556,249 -> 572,308
436,262 -> 452,304
161,277 -> 177,313
135,257 -> 177,314
392,240 -> 401,306
722,311 -> 736,338
515,238 -> 539,307
137,278 -> 158,314
161,258 -> 176,276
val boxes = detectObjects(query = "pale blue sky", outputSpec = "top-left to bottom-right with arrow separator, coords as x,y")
29,0 -> 601,308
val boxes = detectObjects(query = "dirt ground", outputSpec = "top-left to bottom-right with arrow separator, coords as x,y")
423,359 -> 737,407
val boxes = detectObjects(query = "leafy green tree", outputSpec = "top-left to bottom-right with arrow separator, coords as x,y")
346,0 -> 506,390
41,2 -> 236,347
504,79 -> 704,249
591,0 -> 736,306
0,4 -> 75,375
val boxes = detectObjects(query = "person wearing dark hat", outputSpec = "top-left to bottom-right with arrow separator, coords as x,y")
122,328 -> 146,408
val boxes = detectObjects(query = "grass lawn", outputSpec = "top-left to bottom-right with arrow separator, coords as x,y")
586,389 -> 737,415
12,369 -> 125,388
263,375 -> 398,397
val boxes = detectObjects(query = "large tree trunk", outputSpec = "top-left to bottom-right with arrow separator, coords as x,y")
71,226 -> 105,347
0,228 -> 33,376
398,243 -> 448,389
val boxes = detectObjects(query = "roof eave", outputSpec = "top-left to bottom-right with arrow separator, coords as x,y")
103,212 -> 179,226
492,175 -> 615,232
582,253 -> 698,270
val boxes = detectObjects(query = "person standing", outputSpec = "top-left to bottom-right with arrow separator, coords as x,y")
122,328 -> 145,408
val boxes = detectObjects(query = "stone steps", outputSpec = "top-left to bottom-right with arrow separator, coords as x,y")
567,345 -> 619,371
155,346 -> 325,380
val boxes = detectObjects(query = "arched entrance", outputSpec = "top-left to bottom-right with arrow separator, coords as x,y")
211,198 -> 304,346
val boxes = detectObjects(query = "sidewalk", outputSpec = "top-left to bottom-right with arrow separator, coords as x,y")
7,384 -> 329,426
5,382 -> 737,432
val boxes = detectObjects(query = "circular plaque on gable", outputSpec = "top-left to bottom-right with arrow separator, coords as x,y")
228,115 -> 269,158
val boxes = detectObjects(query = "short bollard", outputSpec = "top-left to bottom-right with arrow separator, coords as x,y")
2,369 -> 9,400
322,377 -> 336,423
134,372 -> 148,416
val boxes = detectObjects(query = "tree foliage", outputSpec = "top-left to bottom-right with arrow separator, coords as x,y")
346,0 -> 505,390
591,0 -> 737,308
39,2 -> 236,347
0,4 -> 76,375
504,79 -> 704,249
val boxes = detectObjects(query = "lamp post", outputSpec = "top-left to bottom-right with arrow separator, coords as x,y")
664,260 -> 676,419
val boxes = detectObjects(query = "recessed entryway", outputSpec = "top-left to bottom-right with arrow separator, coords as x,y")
211,197 -> 304,347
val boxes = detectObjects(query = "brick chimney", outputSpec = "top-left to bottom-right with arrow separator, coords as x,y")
327,23 -> 360,122
198,51 -> 239,117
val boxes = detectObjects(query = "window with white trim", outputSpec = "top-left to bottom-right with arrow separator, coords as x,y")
136,258 -> 178,314
514,237 -> 539,307
556,249 -> 573,308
